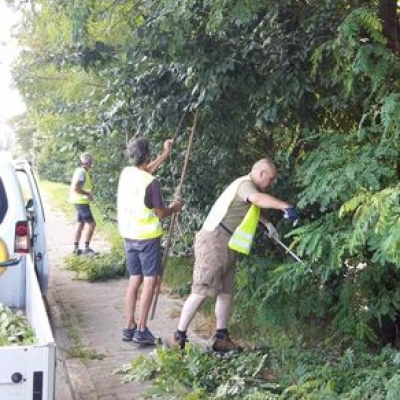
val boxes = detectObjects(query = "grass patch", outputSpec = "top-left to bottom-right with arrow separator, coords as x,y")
40,180 -> 75,218
66,345 -> 105,364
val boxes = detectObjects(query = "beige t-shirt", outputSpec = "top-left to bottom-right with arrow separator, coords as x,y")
220,180 -> 260,232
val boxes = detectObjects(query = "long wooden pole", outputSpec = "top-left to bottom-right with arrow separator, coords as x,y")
150,109 -> 199,319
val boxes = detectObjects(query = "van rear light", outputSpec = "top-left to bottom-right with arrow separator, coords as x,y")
14,221 -> 29,253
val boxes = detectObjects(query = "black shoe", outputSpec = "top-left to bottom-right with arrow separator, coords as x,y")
165,331 -> 188,350
82,248 -> 99,256
122,326 -> 137,342
73,248 -> 82,256
133,327 -> 157,345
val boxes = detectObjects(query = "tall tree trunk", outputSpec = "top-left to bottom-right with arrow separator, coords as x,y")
378,0 -> 400,54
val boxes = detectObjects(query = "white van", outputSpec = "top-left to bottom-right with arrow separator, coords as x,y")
0,150 -> 55,400
0,152 -> 50,301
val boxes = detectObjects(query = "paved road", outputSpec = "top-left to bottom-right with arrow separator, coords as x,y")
43,194 -> 205,400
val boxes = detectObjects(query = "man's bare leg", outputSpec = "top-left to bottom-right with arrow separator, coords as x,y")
73,222 -> 84,244
125,275 -> 143,329
177,293 -> 206,332
137,276 -> 157,331
83,221 -> 96,243
215,293 -> 232,330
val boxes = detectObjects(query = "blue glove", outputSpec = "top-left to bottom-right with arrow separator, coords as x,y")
284,206 -> 298,221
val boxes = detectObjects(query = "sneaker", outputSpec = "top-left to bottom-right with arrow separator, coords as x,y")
82,248 -> 99,256
143,327 -> 156,342
122,326 -> 137,342
133,327 -> 157,345
73,248 -> 82,256
165,331 -> 188,350
211,332 -> 243,353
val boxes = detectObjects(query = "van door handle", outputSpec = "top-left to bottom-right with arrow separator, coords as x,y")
0,256 -> 22,267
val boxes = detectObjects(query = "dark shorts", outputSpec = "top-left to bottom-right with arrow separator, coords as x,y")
125,238 -> 162,277
74,204 -> 95,223
192,228 -> 236,297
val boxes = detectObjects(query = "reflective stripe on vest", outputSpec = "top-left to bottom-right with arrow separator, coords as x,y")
228,204 -> 260,255
117,166 -> 163,240
69,168 -> 92,204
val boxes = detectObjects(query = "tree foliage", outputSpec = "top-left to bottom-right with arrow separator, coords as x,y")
7,0 -> 400,347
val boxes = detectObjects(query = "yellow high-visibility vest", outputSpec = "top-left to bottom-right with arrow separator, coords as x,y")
203,175 -> 260,255
117,166 -> 163,240
228,205 -> 260,255
69,168 -> 93,204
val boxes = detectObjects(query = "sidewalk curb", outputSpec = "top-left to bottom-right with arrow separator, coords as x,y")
47,286 -> 97,400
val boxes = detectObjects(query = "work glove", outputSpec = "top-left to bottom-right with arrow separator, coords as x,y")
283,206 -> 299,222
264,222 -> 280,239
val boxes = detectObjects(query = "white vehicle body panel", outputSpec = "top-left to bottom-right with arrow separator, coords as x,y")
0,256 -> 55,399
0,151 -> 55,400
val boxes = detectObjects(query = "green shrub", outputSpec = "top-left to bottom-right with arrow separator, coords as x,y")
64,246 -> 127,281
115,341 -> 400,400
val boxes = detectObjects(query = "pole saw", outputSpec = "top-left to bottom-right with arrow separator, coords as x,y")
269,235 -> 304,263
150,109 -> 199,320
262,222 -> 304,264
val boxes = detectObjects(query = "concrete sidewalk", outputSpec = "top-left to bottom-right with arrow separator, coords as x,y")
44,196 -> 204,400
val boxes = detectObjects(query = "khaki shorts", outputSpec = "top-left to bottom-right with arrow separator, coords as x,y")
192,228 -> 236,297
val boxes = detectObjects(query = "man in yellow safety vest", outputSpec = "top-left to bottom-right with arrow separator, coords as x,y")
167,157 -> 298,352
117,137 -> 183,345
69,152 -> 98,256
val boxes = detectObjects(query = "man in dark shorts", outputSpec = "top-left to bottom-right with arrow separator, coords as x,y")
69,152 -> 98,255
117,137 -> 183,345
167,158 -> 298,352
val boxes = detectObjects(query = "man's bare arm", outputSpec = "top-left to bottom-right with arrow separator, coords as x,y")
153,199 -> 183,219
247,192 -> 291,211
146,139 -> 173,174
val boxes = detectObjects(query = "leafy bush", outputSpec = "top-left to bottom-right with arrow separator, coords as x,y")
64,246 -> 127,281
114,344 -> 281,399
0,303 -> 36,346
115,342 -> 400,400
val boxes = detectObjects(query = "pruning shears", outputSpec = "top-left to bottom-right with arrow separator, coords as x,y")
269,235 -> 304,264
262,222 -> 304,264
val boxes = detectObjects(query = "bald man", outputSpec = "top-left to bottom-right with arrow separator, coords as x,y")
167,158 -> 298,352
